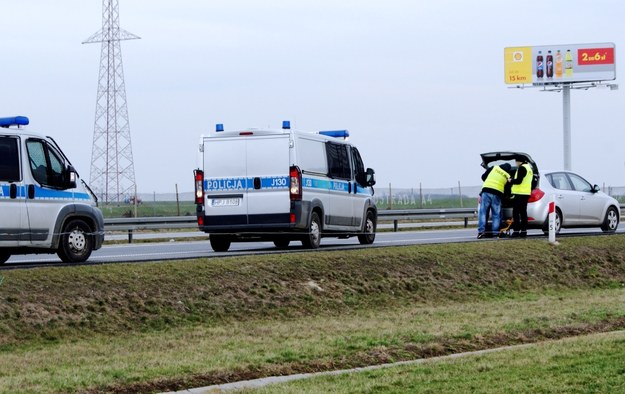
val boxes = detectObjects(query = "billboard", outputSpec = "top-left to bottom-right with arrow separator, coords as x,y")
504,43 -> 616,85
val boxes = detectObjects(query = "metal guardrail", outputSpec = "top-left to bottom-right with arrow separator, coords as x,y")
104,204 -> 625,242
103,208 -> 478,242
378,208 -> 476,232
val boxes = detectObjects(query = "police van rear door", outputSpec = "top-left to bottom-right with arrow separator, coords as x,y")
245,134 -> 290,225
202,133 -> 290,226
203,136 -> 249,226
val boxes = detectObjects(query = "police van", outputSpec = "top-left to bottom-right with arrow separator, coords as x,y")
193,121 -> 377,252
0,116 -> 104,264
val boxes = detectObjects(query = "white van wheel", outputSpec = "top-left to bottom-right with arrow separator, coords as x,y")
57,219 -> 93,263
358,211 -> 376,245
273,239 -> 290,249
210,235 -> 231,252
302,212 -> 321,249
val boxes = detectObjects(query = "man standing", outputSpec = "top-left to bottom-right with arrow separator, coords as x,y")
477,163 -> 512,239
510,155 -> 533,238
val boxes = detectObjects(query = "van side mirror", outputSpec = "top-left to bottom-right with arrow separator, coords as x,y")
366,168 -> 376,186
64,165 -> 77,189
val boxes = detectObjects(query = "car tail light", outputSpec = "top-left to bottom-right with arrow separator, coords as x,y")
290,166 -> 302,201
194,169 -> 204,204
528,187 -> 545,203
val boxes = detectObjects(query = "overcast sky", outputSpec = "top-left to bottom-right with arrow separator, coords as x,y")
2,0 -> 624,193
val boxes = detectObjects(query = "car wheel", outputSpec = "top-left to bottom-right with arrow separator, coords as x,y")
0,252 -> 10,265
273,239 -> 290,249
57,219 -> 93,263
358,210 -> 376,245
601,206 -> 619,233
210,234 -> 231,252
542,208 -> 562,235
302,211 -> 321,249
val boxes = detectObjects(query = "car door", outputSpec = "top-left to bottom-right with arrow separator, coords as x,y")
324,141 -> 354,230
24,138 -> 70,246
567,173 -> 605,224
350,146 -> 368,229
0,136 -> 28,246
548,172 -> 581,225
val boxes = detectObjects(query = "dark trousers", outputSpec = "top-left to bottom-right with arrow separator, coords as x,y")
512,194 -> 530,232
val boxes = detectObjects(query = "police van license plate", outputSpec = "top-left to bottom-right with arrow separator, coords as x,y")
211,198 -> 240,207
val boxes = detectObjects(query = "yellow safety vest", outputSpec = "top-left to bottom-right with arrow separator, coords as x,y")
482,165 -> 508,193
511,163 -> 533,195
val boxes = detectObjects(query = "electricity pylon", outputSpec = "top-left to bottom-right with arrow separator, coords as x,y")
83,0 -> 139,203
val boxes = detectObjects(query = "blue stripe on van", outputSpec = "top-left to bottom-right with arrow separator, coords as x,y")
204,176 -> 289,192
0,184 -> 91,200
203,176 -> 372,196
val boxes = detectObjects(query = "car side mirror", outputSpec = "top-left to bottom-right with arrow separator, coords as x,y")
592,184 -> 600,193
366,168 -> 376,186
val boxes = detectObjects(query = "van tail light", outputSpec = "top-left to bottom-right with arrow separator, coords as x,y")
289,166 -> 302,201
528,187 -> 545,203
194,169 -> 204,204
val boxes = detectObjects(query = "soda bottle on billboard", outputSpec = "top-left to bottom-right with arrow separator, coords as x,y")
555,50 -> 563,78
546,50 -> 554,78
536,51 -> 544,79
565,49 -> 573,77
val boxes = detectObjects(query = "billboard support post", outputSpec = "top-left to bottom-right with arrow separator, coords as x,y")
563,84 -> 571,171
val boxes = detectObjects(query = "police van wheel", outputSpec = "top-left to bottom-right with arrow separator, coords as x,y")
302,212 -> 321,249
0,252 -> 10,265
273,239 -> 290,249
358,211 -> 376,245
210,234 -> 231,252
57,219 -> 93,263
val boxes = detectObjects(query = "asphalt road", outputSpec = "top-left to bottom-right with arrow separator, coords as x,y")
3,226 -> 624,268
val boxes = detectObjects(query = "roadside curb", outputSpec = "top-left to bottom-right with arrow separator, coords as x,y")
162,330 -> 625,393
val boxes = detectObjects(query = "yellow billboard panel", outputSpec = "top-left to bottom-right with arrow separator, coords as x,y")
504,47 -> 533,84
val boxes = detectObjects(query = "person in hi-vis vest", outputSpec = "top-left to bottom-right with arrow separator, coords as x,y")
477,163 -> 512,239
510,155 -> 533,238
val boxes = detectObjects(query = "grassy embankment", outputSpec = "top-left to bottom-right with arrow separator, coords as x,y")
1,235 -> 625,393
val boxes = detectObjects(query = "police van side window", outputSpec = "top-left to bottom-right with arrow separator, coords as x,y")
351,147 -> 366,186
0,137 -> 20,182
26,139 -> 66,188
325,142 -> 351,180
298,137 -> 327,174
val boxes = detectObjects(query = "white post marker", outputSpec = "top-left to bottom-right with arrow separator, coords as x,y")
548,194 -> 557,244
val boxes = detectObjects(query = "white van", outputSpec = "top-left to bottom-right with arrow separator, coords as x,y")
193,121 -> 377,252
0,116 -> 104,264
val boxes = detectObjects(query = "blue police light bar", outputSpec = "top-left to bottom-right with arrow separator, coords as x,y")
319,130 -> 349,139
0,116 -> 29,128
215,123 -> 224,132
282,120 -> 291,130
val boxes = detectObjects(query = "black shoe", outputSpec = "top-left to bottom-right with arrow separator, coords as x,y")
498,232 -> 507,239
510,232 -> 520,238
477,233 -> 485,239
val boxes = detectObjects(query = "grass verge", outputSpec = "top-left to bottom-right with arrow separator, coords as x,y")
240,331 -> 625,393
1,235 -> 625,392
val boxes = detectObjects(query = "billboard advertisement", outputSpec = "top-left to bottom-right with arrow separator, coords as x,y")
504,43 -> 615,85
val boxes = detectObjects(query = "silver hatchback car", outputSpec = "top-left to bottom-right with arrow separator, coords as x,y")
528,170 -> 620,234
480,152 -> 620,234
